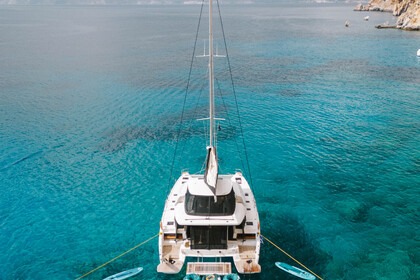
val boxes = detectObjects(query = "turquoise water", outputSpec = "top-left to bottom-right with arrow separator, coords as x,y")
0,3 -> 419,280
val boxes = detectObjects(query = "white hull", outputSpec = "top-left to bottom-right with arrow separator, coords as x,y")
157,172 -> 261,274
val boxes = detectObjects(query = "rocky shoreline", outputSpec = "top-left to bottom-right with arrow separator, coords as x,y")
354,0 -> 420,31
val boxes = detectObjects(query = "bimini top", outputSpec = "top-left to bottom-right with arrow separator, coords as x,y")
185,176 -> 236,217
187,176 -> 233,196
173,175 -> 247,225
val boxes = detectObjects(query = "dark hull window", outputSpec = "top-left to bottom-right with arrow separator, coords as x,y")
185,190 -> 236,216
190,226 -> 228,250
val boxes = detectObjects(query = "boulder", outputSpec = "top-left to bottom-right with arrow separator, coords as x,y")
353,4 -> 368,11
355,0 -> 420,31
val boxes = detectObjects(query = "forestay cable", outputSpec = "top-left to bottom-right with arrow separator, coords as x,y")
216,0 -> 254,188
167,0 -> 205,191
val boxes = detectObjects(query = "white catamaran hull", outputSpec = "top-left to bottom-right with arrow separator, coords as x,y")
157,172 -> 260,274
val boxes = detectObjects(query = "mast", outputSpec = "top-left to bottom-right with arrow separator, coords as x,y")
204,0 -> 218,199
209,0 -> 215,147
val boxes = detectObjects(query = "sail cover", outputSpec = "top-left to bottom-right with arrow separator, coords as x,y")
204,146 -> 218,200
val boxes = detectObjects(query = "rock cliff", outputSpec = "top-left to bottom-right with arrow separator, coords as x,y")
354,0 -> 420,31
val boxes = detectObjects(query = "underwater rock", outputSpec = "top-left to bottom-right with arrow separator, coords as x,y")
353,4 -> 365,11
334,198 -> 369,223
366,206 -> 388,226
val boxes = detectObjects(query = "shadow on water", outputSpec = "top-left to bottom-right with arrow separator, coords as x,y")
100,124 -> 238,153
99,108 -> 239,153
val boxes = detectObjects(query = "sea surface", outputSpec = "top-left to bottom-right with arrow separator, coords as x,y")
0,2 -> 419,280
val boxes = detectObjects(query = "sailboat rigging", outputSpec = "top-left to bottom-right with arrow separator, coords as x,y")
157,0 -> 261,275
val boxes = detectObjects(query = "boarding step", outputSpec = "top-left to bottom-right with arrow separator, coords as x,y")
186,262 -> 231,275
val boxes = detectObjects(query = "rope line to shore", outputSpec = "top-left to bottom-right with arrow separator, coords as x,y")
261,234 -> 324,280
75,233 -> 158,280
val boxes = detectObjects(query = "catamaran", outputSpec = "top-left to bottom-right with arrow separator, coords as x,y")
157,0 -> 261,276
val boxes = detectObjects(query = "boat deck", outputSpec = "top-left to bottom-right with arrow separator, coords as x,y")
157,243 -> 184,274
187,262 -> 231,275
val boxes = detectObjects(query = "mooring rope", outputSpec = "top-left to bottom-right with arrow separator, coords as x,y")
261,234 -> 324,280
75,233 -> 158,280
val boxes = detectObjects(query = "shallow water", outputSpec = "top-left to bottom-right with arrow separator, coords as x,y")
0,3 -> 419,280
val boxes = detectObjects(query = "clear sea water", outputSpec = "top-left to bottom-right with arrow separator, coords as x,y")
0,2 -> 419,280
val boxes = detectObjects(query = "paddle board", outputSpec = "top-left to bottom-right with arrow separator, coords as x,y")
275,262 -> 315,280
103,267 -> 143,280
